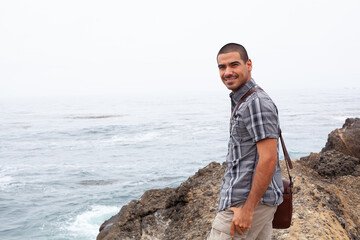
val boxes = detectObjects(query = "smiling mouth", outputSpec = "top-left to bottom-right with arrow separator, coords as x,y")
224,75 -> 238,83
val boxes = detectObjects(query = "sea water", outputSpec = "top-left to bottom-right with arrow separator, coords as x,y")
0,87 -> 359,240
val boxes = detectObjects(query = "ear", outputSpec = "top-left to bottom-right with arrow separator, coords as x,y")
247,59 -> 252,71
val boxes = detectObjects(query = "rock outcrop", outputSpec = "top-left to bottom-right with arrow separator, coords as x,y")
322,118 -> 360,158
97,162 -> 224,240
98,118 -> 360,240
300,150 -> 360,177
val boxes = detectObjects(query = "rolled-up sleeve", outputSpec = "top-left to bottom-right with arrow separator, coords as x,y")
242,96 -> 279,143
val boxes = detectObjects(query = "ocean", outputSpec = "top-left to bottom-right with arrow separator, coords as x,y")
0,87 -> 359,240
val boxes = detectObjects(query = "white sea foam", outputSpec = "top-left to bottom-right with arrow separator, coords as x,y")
134,132 -> 161,142
66,205 -> 119,239
104,131 -> 161,144
0,166 -> 14,189
0,175 -> 13,188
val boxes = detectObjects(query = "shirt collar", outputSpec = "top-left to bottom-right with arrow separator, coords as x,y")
230,78 -> 258,104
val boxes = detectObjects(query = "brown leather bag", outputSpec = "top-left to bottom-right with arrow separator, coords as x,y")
272,132 -> 293,229
231,89 -> 293,229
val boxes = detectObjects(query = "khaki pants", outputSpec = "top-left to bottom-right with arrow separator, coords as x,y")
207,203 -> 277,240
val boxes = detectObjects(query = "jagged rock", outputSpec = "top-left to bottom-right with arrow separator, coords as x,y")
98,118 -> 360,240
273,161 -> 360,240
322,118 -> 360,158
300,150 -> 360,177
97,161 -> 225,240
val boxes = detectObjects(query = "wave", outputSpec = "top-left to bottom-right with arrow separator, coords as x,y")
0,165 -> 15,189
66,205 -> 119,239
103,132 -> 161,144
0,175 -> 13,189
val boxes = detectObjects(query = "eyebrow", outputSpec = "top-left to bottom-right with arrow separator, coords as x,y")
218,61 -> 241,68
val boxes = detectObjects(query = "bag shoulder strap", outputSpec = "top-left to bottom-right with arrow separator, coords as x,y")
230,88 -> 293,182
230,88 -> 262,123
280,131 -> 293,186
279,131 -> 293,170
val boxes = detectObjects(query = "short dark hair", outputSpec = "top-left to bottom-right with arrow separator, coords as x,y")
217,43 -> 249,63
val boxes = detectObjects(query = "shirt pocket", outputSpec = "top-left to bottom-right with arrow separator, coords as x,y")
230,117 -> 252,143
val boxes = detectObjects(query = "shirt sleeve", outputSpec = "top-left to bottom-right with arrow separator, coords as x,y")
242,95 -> 280,143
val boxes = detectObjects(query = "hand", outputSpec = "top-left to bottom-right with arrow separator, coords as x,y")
229,206 -> 254,238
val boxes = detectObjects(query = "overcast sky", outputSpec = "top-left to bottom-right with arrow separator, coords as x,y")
1,0 -> 359,97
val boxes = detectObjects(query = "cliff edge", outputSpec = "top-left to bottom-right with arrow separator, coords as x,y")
98,118 -> 360,240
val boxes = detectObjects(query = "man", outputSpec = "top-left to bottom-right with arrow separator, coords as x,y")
208,43 -> 284,240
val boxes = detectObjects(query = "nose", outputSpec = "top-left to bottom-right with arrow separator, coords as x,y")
224,67 -> 233,77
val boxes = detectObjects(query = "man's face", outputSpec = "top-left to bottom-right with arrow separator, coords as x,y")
217,51 -> 252,93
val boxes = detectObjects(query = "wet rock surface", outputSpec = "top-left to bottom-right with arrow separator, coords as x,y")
98,118 -> 360,240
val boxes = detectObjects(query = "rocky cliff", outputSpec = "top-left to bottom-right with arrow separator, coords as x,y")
97,118 -> 360,240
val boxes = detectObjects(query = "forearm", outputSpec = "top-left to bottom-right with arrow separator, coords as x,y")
243,156 -> 277,211
243,138 -> 278,212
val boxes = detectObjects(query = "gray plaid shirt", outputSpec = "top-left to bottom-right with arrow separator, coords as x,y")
218,79 -> 284,211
